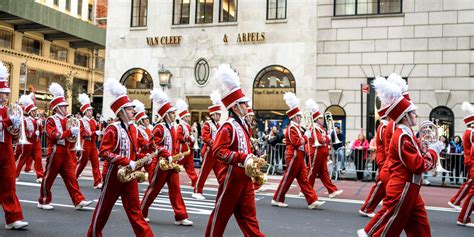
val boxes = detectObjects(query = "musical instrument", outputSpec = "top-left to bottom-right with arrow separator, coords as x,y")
418,120 -> 450,175
66,117 -> 83,151
117,152 -> 154,183
244,154 -> 268,185
8,103 -> 30,144
158,150 -> 190,172
325,111 -> 341,144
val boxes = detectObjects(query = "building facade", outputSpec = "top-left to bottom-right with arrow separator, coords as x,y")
0,0 -> 106,114
105,0 -> 474,140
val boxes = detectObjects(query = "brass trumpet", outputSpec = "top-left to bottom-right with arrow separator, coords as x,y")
244,154 -> 268,185
117,152 -> 155,183
325,111 -> 341,144
158,150 -> 190,172
7,103 -> 30,145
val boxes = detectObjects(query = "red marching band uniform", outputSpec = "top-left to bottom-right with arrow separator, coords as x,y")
175,99 -> 198,187
305,99 -> 342,198
205,64 -> 264,237
87,78 -> 153,237
360,75 -> 441,237
0,63 -> 28,229
456,102 -> 474,227
133,99 -> 154,178
76,93 -> 102,188
15,93 -> 44,182
140,88 -> 192,225
38,83 -> 91,210
272,93 -> 324,209
194,90 -> 223,199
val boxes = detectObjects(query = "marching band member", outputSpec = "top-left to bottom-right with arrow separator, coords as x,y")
133,99 -> 154,178
305,99 -> 343,199
15,93 -> 44,183
38,83 -> 91,210
87,78 -> 153,237
358,77 -> 392,218
272,92 -> 325,209
75,93 -> 102,189
456,102 -> 474,228
175,99 -> 198,187
205,64 -> 264,237
140,88 -> 192,226
358,79 -> 441,237
449,102 -> 473,210
0,62 -> 28,229
193,91 -> 222,200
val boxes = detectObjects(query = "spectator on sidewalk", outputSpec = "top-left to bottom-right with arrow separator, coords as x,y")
351,133 -> 369,181
331,123 -> 346,171
439,135 -> 450,185
448,135 -> 464,185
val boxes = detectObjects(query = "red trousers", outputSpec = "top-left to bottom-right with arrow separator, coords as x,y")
365,181 -> 431,237
450,164 -> 472,206
140,167 -> 188,221
88,165 -> 153,237
39,145 -> 86,205
273,155 -> 318,204
308,149 -> 337,194
360,175 -> 385,214
15,141 -> 44,178
457,165 -> 474,224
178,151 -> 198,187
363,162 -> 390,232
0,143 -> 24,224
205,165 -> 264,237
76,141 -> 102,186
195,145 -> 221,194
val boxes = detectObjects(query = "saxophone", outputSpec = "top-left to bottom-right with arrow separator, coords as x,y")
117,152 -> 155,183
244,154 -> 268,185
158,150 -> 190,172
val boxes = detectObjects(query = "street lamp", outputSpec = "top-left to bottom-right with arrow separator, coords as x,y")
158,65 -> 172,90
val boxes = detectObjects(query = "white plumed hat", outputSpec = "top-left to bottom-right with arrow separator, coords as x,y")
49,82 -> 68,110
208,90 -> 222,114
133,99 -> 148,122
305,99 -> 322,119
78,93 -> 93,114
461,101 -> 474,126
215,64 -> 249,109
105,78 -> 133,115
283,92 -> 301,119
175,99 -> 190,119
150,87 -> 176,117
0,61 -> 10,93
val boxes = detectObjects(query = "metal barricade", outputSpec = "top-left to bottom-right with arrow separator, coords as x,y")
266,143 -> 286,175
425,152 -> 466,186
332,146 -> 378,181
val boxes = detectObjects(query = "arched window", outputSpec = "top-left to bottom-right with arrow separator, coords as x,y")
429,106 -> 454,138
120,68 -> 153,112
325,105 -> 346,143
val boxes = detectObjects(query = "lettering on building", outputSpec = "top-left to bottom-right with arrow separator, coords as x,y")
146,36 -> 182,46
223,32 -> 266,43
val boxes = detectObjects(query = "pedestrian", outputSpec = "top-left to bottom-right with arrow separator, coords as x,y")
351,133 -> 369,181
331,123 -> 345,171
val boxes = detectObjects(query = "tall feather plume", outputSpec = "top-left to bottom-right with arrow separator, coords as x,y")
305,99 -> 319,113
0,61 -> 10,79
215,64 -> 240,95
150,87 -> 170,104
78,93 -> 91,106
209,90 -> 222,106
387,73 -> 408,92
175,99 -> 188,112
19,94 -> 34,106
462,101 -> 474,114
283,92 -> 299,109
133,99 -> 145,113
104,78 -> 127,98
374,77 -> 402,105
48,83 -> 64,97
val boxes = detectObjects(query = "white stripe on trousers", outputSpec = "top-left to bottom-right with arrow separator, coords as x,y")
363,181 -> 382,213
276,152 -> 297,202
91,164 -> 113,237
381,182 -> 411,237
195,149 -> 209,193
42,145 -> 57,204
210,165 -> 233,237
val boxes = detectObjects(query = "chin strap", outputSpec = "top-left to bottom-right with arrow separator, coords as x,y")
121,108 -> 131,126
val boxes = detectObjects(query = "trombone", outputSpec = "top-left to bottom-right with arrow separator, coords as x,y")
325,111 -> 341,145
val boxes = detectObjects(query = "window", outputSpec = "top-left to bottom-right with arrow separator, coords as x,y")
219,0 -> 237,22
334,0 -> 401,16
50,45 -> 68,62
196,0 -> 213,24
267,0 -> 286,20
131,0 -> 148,27
74,52 -> 89,67
95,57 -> 105,70
0,29 -> 13,49
54,0 -> 59,6
21,37 -> 42,56
77,0 -> 83,16
66,0 -> 71,11
88,4 -> 93,21
173,0 -> 190,24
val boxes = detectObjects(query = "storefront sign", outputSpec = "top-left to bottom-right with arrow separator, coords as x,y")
223,32 -> 266,43
146,36 -> 182,46
253,88 -> 294,110
127,89 -> 151,108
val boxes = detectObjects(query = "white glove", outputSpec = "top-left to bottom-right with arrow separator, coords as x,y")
35,130 -> 40,137
428,142 -> 443,154
244,154 -> 254,167
71,127 -> 80,136
129,160 -> 137,170
95,130 -> 102,136
304,130 -> 311,139
168,156 -> 173,163
189,135 -> 195,143
9,115 -> 21,128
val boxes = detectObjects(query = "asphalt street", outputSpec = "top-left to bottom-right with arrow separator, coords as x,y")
0,173 -> 472,237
